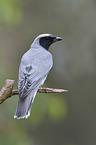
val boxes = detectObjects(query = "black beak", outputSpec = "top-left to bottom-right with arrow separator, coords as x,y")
56,37 -> 62,41
53,37 -> 62,42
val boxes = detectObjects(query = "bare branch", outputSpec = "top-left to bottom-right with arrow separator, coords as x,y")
12,88 -> 68,95
38,88 -> 68,93
0,79 -> 68,104
0,79 -> 15,104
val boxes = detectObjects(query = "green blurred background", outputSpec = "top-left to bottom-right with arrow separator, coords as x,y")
0,0 -> 96,145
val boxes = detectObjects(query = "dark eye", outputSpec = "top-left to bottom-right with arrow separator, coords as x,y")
46,37 -> 50,40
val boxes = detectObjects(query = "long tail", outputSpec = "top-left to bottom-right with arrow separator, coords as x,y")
14,87 -> 39,119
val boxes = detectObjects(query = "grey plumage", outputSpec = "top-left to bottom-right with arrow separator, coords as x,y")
14,34 -> 62,119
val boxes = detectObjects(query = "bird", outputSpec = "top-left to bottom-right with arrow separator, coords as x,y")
14,33 -> 62,119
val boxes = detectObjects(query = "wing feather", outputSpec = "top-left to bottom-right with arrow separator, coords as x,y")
18,65 -> 47,99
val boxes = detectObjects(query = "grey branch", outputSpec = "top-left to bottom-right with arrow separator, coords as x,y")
0,79 -> 68,104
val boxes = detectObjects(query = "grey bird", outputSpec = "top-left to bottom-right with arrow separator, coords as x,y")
14,34 -> 62,119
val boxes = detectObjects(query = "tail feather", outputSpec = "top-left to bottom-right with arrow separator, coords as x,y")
14,87 -> 38,119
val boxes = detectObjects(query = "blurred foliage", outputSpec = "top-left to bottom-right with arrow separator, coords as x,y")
28,94 -> 67,125
0,0 -> 22,25
0,48 -> 5,85
48,96 -> 67,121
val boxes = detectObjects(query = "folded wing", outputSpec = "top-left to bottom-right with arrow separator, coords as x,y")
18,64 -> 47,99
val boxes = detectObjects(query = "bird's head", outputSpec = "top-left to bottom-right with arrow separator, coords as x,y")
32,34 -> 62,50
